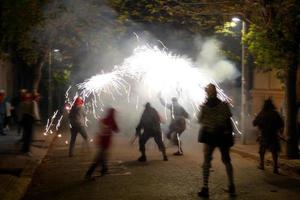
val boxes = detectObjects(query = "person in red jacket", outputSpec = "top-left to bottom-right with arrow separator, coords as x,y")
85,107 -> 119,180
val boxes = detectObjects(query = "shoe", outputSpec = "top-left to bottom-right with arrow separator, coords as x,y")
173,151 -> 183,156
101,168 -> 108,175
273,168 -> 279,174
225,185 -> 236,197
138,155 -> 147,162
198,187 -> 209,198
257,165 -> 264,170
24,152 -> 33,157
163,155 -> 168,161
84,174 -> 95,181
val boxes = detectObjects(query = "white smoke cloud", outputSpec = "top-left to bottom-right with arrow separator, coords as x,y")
195,37 -> 240,83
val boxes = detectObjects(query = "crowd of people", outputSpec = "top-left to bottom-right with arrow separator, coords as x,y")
1,83 -> 298,198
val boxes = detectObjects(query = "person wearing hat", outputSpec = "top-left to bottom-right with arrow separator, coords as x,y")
197,83 -> 235,197
135,102 -> 168,162
68,97 -> 89,157
159,96 -> 189,156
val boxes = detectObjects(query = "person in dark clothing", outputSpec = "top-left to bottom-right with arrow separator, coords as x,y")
19,92 -> 39,155
17,89 -> 27,135
68,97 -> 89,157
253,98 -> 284,174
197,83 -> 235,198
136,102 -> 168,162
85,108 -> 119,180
159,96 -> 189,155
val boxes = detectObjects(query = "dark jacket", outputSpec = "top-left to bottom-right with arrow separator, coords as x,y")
253,109 -> 284,143
198,97 -> 233,147
69,106 -> 86,127
136,106 -> 161,135
166,102 -> 189,120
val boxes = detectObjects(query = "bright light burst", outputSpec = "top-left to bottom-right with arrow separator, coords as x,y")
118,45 -> 230,107
77,70 -> 128,98
44,43 -> 235,139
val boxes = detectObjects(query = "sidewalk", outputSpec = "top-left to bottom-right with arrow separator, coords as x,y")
231,136 -> 300,177
0,126 -> 55,200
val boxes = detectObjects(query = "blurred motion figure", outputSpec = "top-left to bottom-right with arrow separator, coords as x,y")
85,107 -> 119,179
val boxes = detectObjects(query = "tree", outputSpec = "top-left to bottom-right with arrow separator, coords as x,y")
241,0 -> 300,158
1,0 -> 128,93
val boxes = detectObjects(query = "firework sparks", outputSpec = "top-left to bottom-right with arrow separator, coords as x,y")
77,71 -> 128,98
45,42 -> 238,141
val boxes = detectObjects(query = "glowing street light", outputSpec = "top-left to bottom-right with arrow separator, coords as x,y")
232,17 -> 241,22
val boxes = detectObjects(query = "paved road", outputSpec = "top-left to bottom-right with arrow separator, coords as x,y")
23,134 -> 300,200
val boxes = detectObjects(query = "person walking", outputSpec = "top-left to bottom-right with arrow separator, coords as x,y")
159,96 -> 189,155
253,98 -> 284,174
197,83 -> 235,197
135,102 -> 168,162
85,107 -> 119,179
68,97 -> 89,157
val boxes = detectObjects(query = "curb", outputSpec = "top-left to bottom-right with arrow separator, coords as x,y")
3,135 -> 57,200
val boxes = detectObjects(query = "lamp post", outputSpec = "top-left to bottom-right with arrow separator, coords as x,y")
240,20 -> 247,144
232,17 -> 247,144
48,49 -> 60,117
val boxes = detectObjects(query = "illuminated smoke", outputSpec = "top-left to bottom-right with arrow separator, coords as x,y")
44,42 -> 238,140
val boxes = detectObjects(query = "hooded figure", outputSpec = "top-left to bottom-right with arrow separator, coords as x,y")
68,97 -> 89,157
197,83 -> 235,198
253,98 -> 284,174
159,96 -> 189,156
85,108 -> 119,179
136,102 -> 168,162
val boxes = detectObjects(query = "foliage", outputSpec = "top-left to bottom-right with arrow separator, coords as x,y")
1,0 -> 130,90
108,0 -> 241,34
242,0 -> 300,77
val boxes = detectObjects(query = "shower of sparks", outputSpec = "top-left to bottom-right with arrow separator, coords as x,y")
56,115 -> 64,131
118,45 -> 231,107
44,110 -> 58,135
44,42 -> 239,141
77,71 -> 128,98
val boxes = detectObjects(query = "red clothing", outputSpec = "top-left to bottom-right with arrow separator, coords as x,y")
97,108 -> 119,149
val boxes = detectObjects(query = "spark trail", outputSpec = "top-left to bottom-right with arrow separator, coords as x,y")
43,43 -> 238,140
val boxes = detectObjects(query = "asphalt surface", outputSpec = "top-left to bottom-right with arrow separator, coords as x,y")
23,133 -> 300,200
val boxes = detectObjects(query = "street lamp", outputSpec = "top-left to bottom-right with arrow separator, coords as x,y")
48,49 -> 60,117
231,17 -> 247,144
232,17 -> 241,22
